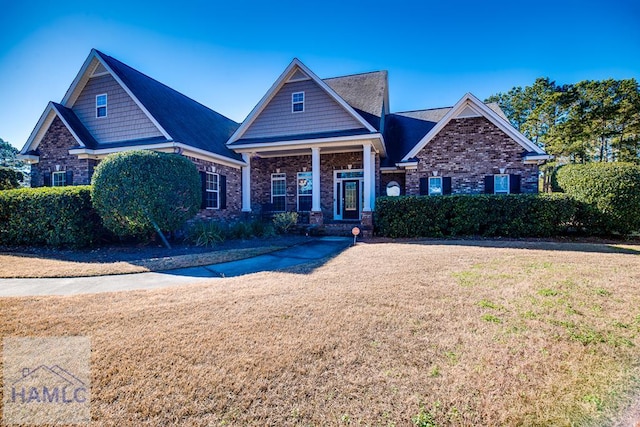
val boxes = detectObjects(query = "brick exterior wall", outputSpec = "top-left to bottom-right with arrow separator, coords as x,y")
250,150 -> 380,220
183,156 -> 242,220
31,117 -> 97,187
405,116 -> 539,195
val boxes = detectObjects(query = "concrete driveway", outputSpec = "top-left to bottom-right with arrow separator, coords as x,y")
0,237 -> 351,297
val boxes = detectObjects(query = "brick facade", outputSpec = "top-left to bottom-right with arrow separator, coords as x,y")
405,116 -> 539,195
31,117 -> 97,187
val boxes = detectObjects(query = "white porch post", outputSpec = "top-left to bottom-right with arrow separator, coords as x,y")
370,150 -> 376,210
363,143 -> 372,212
311,147 -> 321,212
241,152 -> 251,212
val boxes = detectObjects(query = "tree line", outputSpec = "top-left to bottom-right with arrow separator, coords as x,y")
486,78 -> 640,164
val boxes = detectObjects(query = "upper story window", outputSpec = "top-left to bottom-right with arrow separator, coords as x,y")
96,94 -> 107,118
494,174 -> 510,194
292,92 -> 304,113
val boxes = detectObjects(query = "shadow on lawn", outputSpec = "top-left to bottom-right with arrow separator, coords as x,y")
376,238 -> 640,255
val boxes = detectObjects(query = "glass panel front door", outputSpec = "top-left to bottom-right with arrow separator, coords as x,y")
342,180 -> 360,220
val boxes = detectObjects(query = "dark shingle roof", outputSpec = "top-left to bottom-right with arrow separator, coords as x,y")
324,71 -> 387,130
96,50 -> 241,161
52,103 -> 99,149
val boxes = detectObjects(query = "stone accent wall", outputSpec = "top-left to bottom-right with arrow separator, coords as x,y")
250,150 -> 377,220
406,116 -> 539,195
31,117 -> 97,187
184,156 -> 242,220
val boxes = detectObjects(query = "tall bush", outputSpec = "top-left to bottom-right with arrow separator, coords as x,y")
0,166 -> 23,190
556,162 -> 640,235
0,186 -> 103,247
91,150 -> 201,247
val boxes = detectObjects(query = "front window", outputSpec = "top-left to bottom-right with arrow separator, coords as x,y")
428,177 -> 443,195
494,174 -> 510,194
206,172 -> 219,209
292,92 -> 304,113
271,173 -> 286,211
52,171 -> 66,187
96,94 -> 107,118
297,172 -> 312,211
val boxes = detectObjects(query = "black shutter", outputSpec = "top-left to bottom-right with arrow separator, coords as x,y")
484,175 -> 494,194
419,177 -> 428,195
199,171 -> 207,209
443,177 -> 452,195
510,174 -> 521,194
219,175 -> 227,210
43,172 -> 51,187
65,170 -> 73,186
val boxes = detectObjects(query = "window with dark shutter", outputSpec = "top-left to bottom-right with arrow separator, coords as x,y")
199,171 -> 207,209
484,175 -> 494,194
43,172 -> 51,187
219,175 -> 227,210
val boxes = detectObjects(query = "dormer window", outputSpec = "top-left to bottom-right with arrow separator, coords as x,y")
96,94 -> 107,118
292,92 -> 304,113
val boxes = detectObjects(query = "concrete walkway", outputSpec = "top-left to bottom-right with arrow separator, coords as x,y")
0,237 -> 352,297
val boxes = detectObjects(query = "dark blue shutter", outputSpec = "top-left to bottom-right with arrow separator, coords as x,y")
443,177 -> 452,195
509,174 -> 521,194
484,175 -> 494,194
199,171 -> 207,209
65,170 -> 73,186
43,172 -> 51,187
419,177 -> 428,195
219,175 -> 227,210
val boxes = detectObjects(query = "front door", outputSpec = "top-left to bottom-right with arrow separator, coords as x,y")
342,180 -> 360,220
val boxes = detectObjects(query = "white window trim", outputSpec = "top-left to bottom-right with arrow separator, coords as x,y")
494,174 -> 510,194
271,173 -> 286,211
205,172 -> 220,210
428,176 -> 443,196
292,91 -> 304,113
52,171 -> 66,187
96,93 -> 108,118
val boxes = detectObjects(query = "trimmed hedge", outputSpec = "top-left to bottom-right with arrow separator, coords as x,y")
0,186 -> 105,247
556,162 -> 640,235
374,194 -> 586,238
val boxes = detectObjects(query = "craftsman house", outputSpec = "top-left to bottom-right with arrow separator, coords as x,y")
19,49 -> 550,229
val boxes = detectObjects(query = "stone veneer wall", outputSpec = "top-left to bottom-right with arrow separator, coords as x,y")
184,155 -> 242,220
405,116 -> 539,195
250,150 -> 380,220
31,117 -> 98,186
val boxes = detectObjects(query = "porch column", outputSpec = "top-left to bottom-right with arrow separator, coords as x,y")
370,150 -> 376,210
241,152 -> 251,212
363,143 -> 372,212
311,147 -> 321,212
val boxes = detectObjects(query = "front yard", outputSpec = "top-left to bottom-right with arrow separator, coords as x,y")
1,241 -> 639,425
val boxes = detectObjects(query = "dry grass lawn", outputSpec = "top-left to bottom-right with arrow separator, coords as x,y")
0,246 -> 283,278
1,241 -> 640,426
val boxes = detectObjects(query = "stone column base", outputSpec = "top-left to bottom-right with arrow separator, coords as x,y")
361,211 -> 373,238
309,211 -> 324,226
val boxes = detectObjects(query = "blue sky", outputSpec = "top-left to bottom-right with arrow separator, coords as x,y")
1,0 -> 638,150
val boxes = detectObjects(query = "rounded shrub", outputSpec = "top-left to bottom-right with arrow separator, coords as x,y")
91,150 -> 201,241
556,162 -> 640,235
0,166 -> 23,190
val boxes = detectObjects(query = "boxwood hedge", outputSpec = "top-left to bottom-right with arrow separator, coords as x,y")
374,194 -> 587,238
0,186 -> 105,247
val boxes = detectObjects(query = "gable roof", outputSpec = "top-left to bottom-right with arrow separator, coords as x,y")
398,93 -> 548,163
22,49 -> 242,162
324,71 -> 388,131
227,58 -> 378,145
